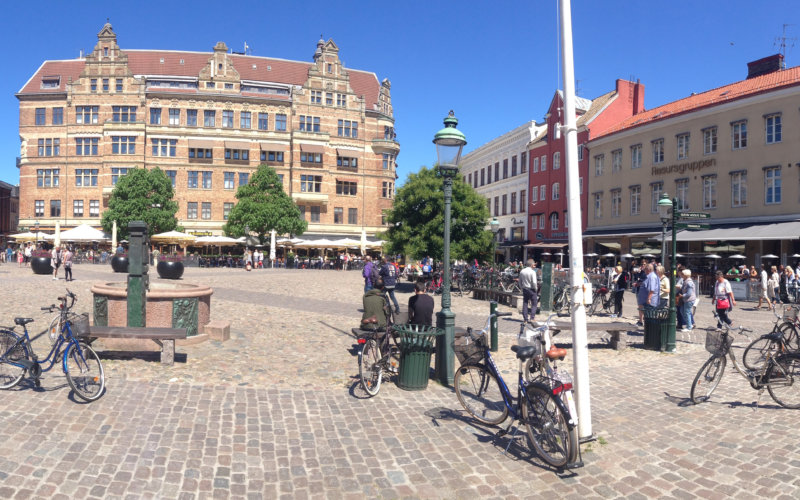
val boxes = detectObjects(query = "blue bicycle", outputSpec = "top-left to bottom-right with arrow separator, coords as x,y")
0,290 -> 105,402
453,312 -> 581,469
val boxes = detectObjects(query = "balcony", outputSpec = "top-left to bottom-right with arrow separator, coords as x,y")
371,137 -> 400,154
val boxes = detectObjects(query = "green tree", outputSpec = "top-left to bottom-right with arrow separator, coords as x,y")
101,167 -> 179,239
383,166 -> 492,262
223,164 -> 307,241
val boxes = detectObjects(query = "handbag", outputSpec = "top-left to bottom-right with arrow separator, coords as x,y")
716,297 -> 730,309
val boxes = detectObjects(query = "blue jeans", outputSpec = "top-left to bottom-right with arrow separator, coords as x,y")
385,287 -> 399,312
681,299 -> 695,329
364,283 -> 373,293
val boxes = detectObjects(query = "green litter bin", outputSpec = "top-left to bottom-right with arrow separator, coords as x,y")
393,324 -> 444,391
643,307 -> 669,350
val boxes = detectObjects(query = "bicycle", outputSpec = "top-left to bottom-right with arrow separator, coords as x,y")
354,291 -> 399,397
742,305 -> 800,371
690,313 -> 800,409
453,311 -> 582,469
552,284 -> 571,314
587,286 -> 613,316
0,290 -> 105,402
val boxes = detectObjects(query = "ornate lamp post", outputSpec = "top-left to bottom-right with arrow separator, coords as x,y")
490,217 -> 499,265
433,110 -> 467,386
658,193 -> 678,352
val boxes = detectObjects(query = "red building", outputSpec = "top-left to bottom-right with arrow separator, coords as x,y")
527,80 -> 644,253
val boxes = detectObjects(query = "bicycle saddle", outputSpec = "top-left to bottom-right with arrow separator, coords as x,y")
510,344 -> 537,361
14,317 -> 34,326
546,346 -> 568,360
363,316 -> 377,324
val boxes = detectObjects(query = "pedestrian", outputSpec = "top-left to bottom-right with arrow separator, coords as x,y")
24,243 -> 31,265
611,265 -> 629,318
713,270 -> 735,328
17,245 -> 24,267
643,263 -> 660,312
362,255 -> 376,293
379,257 -> 400,314
408,281 -> 434,326
51,245 -> 61,280
657,265 -> 670,308
63,246 -> 74,281
361,278 -> 387,330
518,259 -> 539,323
757,264 -> 773,310
677,269 -> 697,332
635,268 -> 649,326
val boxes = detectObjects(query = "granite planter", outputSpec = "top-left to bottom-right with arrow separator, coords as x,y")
111,255 -> 129,273
31,257 -> 52,275
157,260 -> 184,279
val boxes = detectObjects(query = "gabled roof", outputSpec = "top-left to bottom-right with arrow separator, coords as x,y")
596,65 -> 800,139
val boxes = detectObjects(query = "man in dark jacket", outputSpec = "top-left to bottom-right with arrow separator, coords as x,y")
408,282 -> 434,326
361,279 -> 388,329
379,257 -> 400,313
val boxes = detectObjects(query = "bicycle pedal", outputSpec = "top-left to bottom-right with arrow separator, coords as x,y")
565,460 -> 584,470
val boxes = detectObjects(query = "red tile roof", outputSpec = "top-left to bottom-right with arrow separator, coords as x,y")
595,65 -> 800,139
18,49 -> 381,107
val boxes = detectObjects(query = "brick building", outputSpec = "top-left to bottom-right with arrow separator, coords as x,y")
16,23 -> 399,239
0,180 -> 19,242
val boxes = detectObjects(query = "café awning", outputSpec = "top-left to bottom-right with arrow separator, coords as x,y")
674,221 -> 800,242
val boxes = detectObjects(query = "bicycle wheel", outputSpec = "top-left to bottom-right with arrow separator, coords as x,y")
766,353 -> 800,409
359,339 -> 382,396
587,295 -> 600,316
0,331 -> 28,389
602,295 -> 614,314
454,364 -> 508,425
780,323 -> 800,352
742,335 -> 779,371
64,342 -> 105,402
522,384 -> 578,468
690,355 -> 726,404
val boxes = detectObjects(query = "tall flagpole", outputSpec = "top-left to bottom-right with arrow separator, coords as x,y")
560,0 -> 592,440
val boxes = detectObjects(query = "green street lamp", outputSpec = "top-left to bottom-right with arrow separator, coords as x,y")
658,193 -> 678,352
490,217 -> 499,265
433,110 -> 467,386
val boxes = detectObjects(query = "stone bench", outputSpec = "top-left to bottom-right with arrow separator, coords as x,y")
472,288 -> 519,308
78,326 -> 188,365
543,321 -> 638,351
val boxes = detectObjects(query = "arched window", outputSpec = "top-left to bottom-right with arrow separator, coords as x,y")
550,212 -> 559,230
552,182 -> 560,200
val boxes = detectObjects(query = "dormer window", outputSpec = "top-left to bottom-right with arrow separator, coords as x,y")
104,47 -> 108,56
218,63 -> 223,70
41,76 -> 60,89
327,63 -> 332,74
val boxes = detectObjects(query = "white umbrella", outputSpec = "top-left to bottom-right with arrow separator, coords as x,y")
584,252 -> 598,257
11,231 -> 50,242
54,221 -> 61,247
675,253 -> 685,258
642,253 -> 656,258
762,254 -> 779,259
621,253 -> 634,258
50,224 -> 111,242
542,252 -> 552,256
151,230 -> 197,246
706,254 -> 722,259
602,252 -> 615,258
729,254 -> 746,259
791,254 -> 800,258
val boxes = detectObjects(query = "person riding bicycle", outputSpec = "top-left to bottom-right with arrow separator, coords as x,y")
361,278 -> 388,330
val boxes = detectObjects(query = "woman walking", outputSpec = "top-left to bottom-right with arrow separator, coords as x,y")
713,270 -> 736,328
63,246 -> 74,282
611,265 -> 629,318
677,269 -> 697,332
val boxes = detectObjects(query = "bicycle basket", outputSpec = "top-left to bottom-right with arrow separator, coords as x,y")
453,332 -> 486,365
705,329 -> 731,355
69,312 -> 90,337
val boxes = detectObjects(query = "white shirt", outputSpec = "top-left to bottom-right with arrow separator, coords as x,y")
518,266 -> 538,291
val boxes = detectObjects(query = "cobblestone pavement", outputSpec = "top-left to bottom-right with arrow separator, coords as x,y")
0,263 -> 798,499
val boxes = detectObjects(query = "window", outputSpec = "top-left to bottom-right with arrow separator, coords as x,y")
611,150 -> 621,172
188,148 -> 212,159
766,114 -> 782,144
89,200 -> 100,217
223,202 -> 233,220
494,162 -> 499,179
579,177 -> 583,194
676,179 -> 689,210
533,157 -> 539,173
337,120 -> 358,138
539,185 -> 546,201
550,212 -> 559,230
326,93 -> 333,106
336,180 -> 357,196
258,113 -> 268,130
75,168 -> 98,187
594,154 -> 604,176
52,107 -> 63,125
310,206 -> 320,223
511,155 -> 518,176
201,171 -> 212,189
224,83 -> 234,90
732,120 -> 747,149
553,152 -> 561,170
539,214 -> 545,229
493,197 -> 499,216
677,133 -> 690,160
111,136 -> 136,154
652,139 -> 664,163
298,205 -> 306,219
630,185 -> 641,216
150,108 -> 161,125
111,167 -> 129,185
334,207 -> 343,224
337,94 -> 347,107
166,170 -> 176,187
50,200 -> 61,217
480,168 -> 485,186
765,167 -> 781,204
204,110 -> 216,127
300,115 -> 321,132
336,156 -> 358,169
300,175 -> 322,193
630,144 -> 642,169
275,114 -> 287,131
102,78 -> 109,92
34,200 -> 44,217
473,173 -> 478,189
187,171 -> 199,189
112,106 -> 137,122
703,127 -> 717,155
239,173 -> 249,186
73,200 -> 84,217
502,194 -> 508,215
520,190 -> 526,213
37,138 -> 60,156
76,106 -> 98,124
383,153 -> 395,170
300,152 -> 322,164
348,208 -> 357,224
731,171 -> 747,207
116,78 -> 123,92
503,159 -> 508,179
187,202 -> 198,219
152,139 -> 177,157
224,172 -> 235,189
201,202 -> 211,220
187,109 -> 197,126
521,152 -> 527,173
90,79 -> 97,92
36,168 -> 60,187
702,175 -> 717,209
261,151 -> 285,163
169,108 -> 180,126
41,77 -> 60,89
593,193 -> 603,219
552,182 -> 560,200
650,182 -> 663,213
486,165 -> 492,184
222,110 -> 234,128
35,108 -> 46,125
540,156 -> 547,171
382,181 -> 394,198
530,185 -> 538,202
310,90 -> 322,104
611,189 -> 621,217
225,149 -> 250,161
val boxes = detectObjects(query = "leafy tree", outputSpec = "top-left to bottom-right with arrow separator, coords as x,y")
223,164 -> 307,241
383,166 -> 492,262
101,167 -> 179,239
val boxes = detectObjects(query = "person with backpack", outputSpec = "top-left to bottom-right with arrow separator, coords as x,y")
379,257 -> 400,314
362,256 -> 377,293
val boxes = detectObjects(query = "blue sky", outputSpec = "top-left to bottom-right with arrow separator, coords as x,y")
1,0 -> 797,186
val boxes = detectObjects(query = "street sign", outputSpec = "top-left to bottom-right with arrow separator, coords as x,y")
678,211 -> 711,219
676,222 -> 710,230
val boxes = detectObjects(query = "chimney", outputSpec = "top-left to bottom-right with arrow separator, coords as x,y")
632,79 -> 645,115
747,54 -> 784,79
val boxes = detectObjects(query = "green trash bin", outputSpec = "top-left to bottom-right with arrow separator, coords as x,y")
643,307 -> 669,350
393,324 -> 444,391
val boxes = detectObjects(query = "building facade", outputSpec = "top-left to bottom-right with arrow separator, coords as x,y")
460,121 -> 542,263
586,55 -> 800,265
16,24 -> 399,239
0,180 -> 19,242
